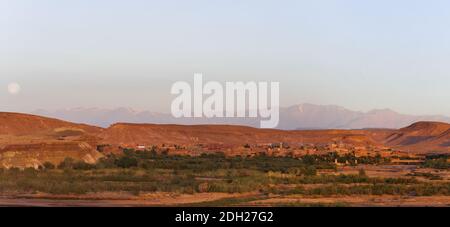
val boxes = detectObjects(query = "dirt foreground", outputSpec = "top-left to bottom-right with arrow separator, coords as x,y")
1,192 -> 450,207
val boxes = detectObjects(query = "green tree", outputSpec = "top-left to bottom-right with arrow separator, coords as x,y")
43,162 -> 55,169
116,156 -> 138,168
58,157 -> 75,169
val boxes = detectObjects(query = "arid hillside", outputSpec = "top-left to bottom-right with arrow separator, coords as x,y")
385,122 -> 450,153
99,123 -> 382,147
0,112 -> 449,169
100,122 -> 449,154
0,112 -> 103,168
0,112 -> 102,136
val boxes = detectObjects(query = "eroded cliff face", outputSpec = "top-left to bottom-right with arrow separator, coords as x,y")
0,142 -> 103,169
0,112 -> 104,169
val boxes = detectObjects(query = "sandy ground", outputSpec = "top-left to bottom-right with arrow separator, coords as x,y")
0,192 -> 254,207
246,195 -> 450,207
330,165 -> 450,181
1,192 -> 450,207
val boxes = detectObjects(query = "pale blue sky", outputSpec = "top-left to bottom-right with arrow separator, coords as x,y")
1,0 -> 450,115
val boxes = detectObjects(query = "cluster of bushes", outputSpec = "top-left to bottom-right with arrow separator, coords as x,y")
422,157 -> 450,169
268,182 -> 450,196
39,149 -> 394,173
1,157 -> 447,197
4,147 -> 446,197
35,149 -> 339,173
266,172 -> 419,185
0,168 -> 200,195
322,152 -> 390,165
406,172 -> 443,180
88,149 -> 336,173
44,153 -> 141,171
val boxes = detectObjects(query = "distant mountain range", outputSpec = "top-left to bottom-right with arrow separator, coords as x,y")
33,103 -> 450,130
279,104 -> 450,130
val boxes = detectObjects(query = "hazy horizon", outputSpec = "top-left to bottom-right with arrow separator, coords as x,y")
24,103 -> 450,119
2,1 -> 450,116
27,103 -> 450,130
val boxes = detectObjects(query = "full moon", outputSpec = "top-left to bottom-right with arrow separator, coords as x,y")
7,82 -> 21,95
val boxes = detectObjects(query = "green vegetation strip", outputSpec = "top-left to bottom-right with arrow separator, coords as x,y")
0,150 -> 448,197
